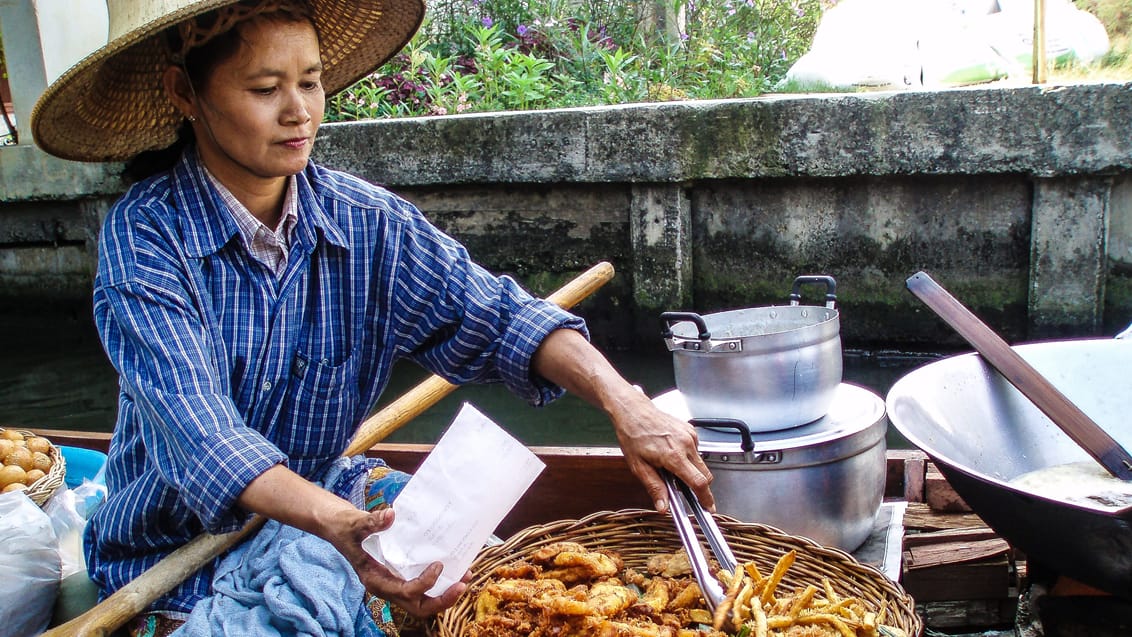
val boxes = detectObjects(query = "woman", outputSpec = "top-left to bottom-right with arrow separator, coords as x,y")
31,0 -> 714,634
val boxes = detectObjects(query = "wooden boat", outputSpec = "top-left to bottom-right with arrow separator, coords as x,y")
32,427 -> 1023,635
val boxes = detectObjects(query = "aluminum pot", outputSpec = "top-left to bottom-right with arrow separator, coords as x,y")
661,276 -> 842,431
887,338 -> 1132,598
653,383 -> 887,551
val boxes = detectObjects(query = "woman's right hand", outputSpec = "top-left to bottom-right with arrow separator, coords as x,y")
238,464 -> 469,616
329,507 -> 470,617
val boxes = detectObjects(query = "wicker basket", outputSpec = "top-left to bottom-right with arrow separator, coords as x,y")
434,509 -> 922,636
0,428 -> 66,507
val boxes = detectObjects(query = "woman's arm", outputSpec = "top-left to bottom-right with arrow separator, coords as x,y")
530,328 -> 715,513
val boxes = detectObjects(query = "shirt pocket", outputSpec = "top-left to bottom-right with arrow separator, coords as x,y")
277,345 -> 361,463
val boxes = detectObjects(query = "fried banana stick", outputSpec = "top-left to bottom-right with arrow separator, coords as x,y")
712,564 -> 745,631
730,578 -> 755,628
822,578 -> 840,606
759,550 -> 796,607
787,584 -> 819,619
796,613 -> 857,637
752,602 -> 769,637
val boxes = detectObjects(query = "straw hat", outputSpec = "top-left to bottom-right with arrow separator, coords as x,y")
31,0 -> 424,162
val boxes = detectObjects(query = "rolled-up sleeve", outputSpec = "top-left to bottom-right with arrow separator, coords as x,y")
386,202 -> 587,406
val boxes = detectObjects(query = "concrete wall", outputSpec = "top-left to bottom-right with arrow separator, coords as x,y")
3,82 -> 1132,350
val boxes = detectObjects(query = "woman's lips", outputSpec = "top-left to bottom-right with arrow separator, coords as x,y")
280,137 -> 309,149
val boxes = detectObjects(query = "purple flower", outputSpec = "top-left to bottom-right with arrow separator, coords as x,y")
517,24 -> 529,36
481,16 -> 493,27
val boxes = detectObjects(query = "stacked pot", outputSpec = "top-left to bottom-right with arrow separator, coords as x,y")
657,276 -> 887,552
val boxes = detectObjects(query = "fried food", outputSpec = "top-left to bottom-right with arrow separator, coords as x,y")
467,545 -> 723,637
530,541 -> 590,563
647,549 -> 693,578
539,547 -> 624,584
588,579 -> 638,616
466,543 -> 907,637
711,549 -> 909,637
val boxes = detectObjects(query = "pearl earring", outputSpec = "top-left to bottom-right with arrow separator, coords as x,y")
187,115 -> 197,122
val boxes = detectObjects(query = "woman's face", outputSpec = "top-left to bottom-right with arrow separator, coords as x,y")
190,16 -> 325,189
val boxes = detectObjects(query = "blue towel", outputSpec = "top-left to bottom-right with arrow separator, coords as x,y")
173,458 -> 381,637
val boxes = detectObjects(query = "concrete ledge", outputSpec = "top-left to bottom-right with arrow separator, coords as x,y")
0,144 -> 123,201
315,83 -> 1132,185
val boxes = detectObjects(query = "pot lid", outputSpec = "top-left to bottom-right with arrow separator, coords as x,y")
653,383 -> 885,461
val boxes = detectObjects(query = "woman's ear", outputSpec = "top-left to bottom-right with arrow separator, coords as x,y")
163,66 -> 196,120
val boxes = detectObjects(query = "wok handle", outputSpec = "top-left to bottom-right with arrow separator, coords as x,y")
906,270 -> 1132,480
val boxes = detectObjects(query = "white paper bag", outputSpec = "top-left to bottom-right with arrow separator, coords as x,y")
362,403 -> 545,596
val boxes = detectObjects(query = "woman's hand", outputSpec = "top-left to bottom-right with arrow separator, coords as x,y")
606,389 -> 714,513
531,328 -> 714,513
327,508 -> 470,617
238,465 -> 470,617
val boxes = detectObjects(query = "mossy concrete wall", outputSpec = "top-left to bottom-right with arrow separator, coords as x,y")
3,82 -> 1132,350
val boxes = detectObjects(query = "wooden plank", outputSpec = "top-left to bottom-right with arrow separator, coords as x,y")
904,454 -> 926,503
887,449 -> 927,499
917,598 -> 1017,629
904,538 -> 1011,570
902,557 -> 1014,601
903,502 -> 989,531
925,462 -> 972,512
903,526 -> 1000,548
28,428 -> 112,452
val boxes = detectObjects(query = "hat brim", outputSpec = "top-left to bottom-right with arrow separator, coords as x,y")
31,0 -> 424,162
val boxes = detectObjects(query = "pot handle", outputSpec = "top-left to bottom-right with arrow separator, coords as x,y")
690,419 -> 754,452
790,275 -> 837,309
660,311 -> 711,341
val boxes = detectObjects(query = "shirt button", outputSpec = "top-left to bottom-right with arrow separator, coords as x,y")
262,380 -> 273,391
295,359 -> 307,369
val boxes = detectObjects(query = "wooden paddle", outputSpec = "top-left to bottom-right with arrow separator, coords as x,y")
905,270 -> 1132,480
42,261 -> 616,637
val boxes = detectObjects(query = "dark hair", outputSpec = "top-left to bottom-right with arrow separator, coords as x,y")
123,3 -> 316,182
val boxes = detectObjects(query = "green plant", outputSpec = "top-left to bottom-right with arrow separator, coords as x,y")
323,0 -> 829,121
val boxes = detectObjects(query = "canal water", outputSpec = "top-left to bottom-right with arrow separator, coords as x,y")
0,310 -> 943,448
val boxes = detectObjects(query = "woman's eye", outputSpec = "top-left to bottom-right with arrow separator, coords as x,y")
253,87 -> 276,95
302,80 -> 322,91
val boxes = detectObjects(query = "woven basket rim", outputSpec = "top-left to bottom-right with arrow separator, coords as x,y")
1,428 -> 66,507
434,508 -> 923,637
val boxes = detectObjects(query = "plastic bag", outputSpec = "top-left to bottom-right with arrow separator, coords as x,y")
0,491 -> 62,637
43,488 -> 89,578
71,476 -> 108,520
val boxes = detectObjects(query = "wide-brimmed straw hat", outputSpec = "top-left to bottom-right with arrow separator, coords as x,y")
31,0 -> 424,162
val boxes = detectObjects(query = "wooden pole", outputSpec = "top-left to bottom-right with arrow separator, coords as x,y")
1033,0 -> 1047,83
40,261 -> 616,637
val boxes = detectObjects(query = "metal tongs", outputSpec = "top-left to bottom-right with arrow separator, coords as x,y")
663,470 -> 738,611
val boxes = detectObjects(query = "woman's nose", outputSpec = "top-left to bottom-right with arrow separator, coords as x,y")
282,90 -> 312,124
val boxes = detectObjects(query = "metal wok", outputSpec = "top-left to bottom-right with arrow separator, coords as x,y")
886,338 -> 1132,597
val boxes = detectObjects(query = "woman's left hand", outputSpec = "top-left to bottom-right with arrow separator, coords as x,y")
608,389 -> 715,513
531,328 -> 714,513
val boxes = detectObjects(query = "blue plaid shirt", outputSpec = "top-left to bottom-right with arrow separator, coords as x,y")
87,148 -> 585,613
